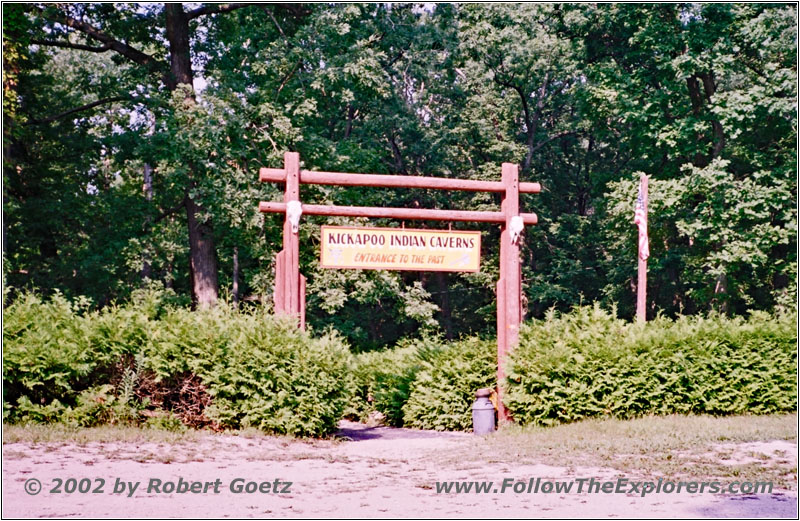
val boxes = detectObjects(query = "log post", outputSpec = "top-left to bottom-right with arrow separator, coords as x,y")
283,152 -> 301,322
636,174 -> 648,323
497,162 -> 521,423
261,158 -> 535,341
496,277 -> 507,417
274,250 -> 286,312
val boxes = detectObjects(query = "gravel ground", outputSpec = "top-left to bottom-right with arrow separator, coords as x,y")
2,420 -> 796,518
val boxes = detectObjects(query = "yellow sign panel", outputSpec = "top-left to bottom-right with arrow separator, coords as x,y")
320,226 -> 481,272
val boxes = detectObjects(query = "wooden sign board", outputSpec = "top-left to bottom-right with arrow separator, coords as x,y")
320,226 -> 481,272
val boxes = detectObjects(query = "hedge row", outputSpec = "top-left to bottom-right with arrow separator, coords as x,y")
3,290 -> 351,437
350,306 -> 797,430
4,291 -> 796,435
505,305 -> 797,425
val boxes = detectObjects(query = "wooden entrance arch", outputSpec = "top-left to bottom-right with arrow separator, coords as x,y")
258,152 -> 540,421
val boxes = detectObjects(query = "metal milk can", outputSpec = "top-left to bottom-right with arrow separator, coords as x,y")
472,388 -> 496,434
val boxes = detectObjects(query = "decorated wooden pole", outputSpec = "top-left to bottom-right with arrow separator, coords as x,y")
634,174 -> 649,323
259,201 -> 537,224
273,152 -> 304,326
496,162 -> 522,422
260,167 -> 541,194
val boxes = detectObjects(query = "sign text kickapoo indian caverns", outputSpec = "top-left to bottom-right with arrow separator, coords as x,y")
320,226 -> 481,272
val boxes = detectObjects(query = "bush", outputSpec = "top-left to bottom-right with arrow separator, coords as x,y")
402,336 -> 496,431
3,293 -> 121,416
3,290 -> 352,437
505,305 -> 798,426
197,324 -> 351,437
345,343 -> 424,426
7,292 -> 794,435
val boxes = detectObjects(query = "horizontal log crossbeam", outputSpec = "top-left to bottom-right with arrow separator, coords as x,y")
259,201 -> 538,225
260,168 -> 541,194
260,167 -> 539,224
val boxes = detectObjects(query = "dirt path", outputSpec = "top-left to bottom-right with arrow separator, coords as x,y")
3,421 -> 796,518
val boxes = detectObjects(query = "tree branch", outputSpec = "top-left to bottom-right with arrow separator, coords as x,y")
493,73 -> 532,130
388,134 -> 407,174
154,198 -> 187,224
381,50 -> 405,71
30,38 -> 111,52
35,5 -> 169,85
275,58 -> 301,97
507,72 -> 549,172
529,130 -> 578,155
267,8 -> 287,38
186,3 -> 257,20
269,4 -> 313,18
27,96 -> 129,125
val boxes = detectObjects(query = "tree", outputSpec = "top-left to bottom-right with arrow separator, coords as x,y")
22,3 -> 311,307
5,3 -> 795,348
578,3 -> 797,315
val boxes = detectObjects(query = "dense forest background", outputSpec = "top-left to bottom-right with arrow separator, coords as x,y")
3,3 -> 796,350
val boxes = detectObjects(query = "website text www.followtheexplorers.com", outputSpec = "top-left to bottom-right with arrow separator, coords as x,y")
435,477 -> 773,497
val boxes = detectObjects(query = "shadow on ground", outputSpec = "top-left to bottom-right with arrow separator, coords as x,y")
335,419 -> 470,441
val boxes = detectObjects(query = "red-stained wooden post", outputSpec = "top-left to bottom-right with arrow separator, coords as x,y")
274,151 -> 304,326
497,162 -> 521,423
274,250 -> 286,312
285,153 -> 300,316
496,276 -> 507,414
299,274 -> 306,330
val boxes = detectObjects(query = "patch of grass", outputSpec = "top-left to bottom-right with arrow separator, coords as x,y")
451,413 -> 798,489
2,423 -> 202,445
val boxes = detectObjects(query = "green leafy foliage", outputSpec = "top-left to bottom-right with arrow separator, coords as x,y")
62,384 -> 143,428
3,290 -> 351,437
345,335 -> 497,431
506,305 -> 797,426
4,4 -> 796,349
402,337 -> 497,431
198,326 -> 351,437
345,343 -> 423,426
3,292 -> 113,410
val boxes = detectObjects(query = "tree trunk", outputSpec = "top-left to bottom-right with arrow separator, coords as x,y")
165,251 -> 174,290
714,271 -> 729,314
165,3 -> 219,307
165,5 -> 193,88
686,72 -> 725,167
185,195 -> 218,308
141,162 -> 153,280
700,72 -> 725,159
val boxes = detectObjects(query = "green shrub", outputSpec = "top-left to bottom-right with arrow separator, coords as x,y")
345,344 -> 423,426
506,305 -> 798,426
145,411 -> 188,432
3,290 -> 353,437
197,324 -> 352,437
7,291 -> 794,435
12,396 -> 67,423
63,385 -> 136,427
3,293 -> 108,414
402,336 -> 496,431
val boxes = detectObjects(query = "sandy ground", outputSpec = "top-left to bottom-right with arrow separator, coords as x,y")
2,421 -> 797,518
